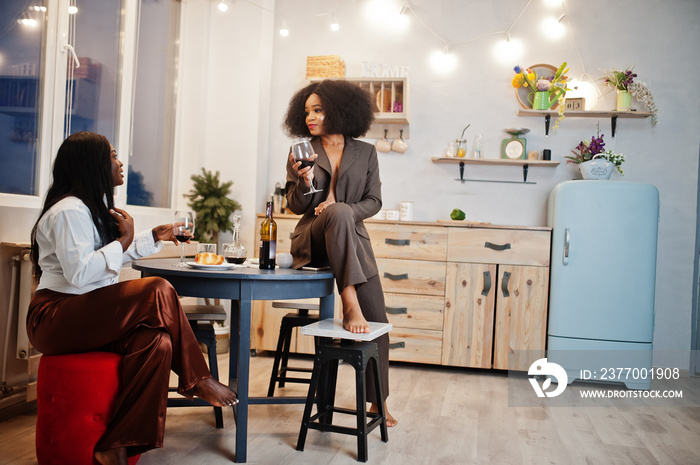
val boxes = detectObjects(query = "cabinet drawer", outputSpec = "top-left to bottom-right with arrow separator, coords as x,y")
384,293 -> 444,331
447,228 -> 550,266
367,223 -> 447,261
388,328 -> 442,364
377,258 -> 446,296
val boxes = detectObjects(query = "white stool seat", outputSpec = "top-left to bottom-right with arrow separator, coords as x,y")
300,318 -> 392,341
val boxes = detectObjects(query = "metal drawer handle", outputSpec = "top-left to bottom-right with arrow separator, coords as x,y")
481,271 -> 491,296
385,238 -> 410,246
484,241 -> 511,251
384,272 -> 408,281
389,342 -> 405,350
501,271 -> 511,298
385,306 -> 408,315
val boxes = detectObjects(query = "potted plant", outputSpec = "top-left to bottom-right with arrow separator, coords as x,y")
565,129 -> 625,179
512,62 -> 570,131
185,168 -> 241,244
602,67 -> 658,124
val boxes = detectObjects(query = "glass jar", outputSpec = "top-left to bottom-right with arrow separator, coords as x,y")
223,215 -> 247,264
446,141 -> 457,157
457,139 -> 467,158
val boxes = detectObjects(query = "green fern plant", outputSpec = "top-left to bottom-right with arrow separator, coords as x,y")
185,168 -> 241,243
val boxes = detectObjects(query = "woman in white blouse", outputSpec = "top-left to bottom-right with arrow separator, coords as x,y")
28,131 -> 237,465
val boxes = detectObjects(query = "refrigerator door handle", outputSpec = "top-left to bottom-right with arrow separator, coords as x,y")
563,227 -> 570,266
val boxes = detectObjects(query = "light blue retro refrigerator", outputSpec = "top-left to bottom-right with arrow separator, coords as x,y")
547,181 -> 659,389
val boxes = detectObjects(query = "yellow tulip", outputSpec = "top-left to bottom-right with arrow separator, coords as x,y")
512,74 -> 525,88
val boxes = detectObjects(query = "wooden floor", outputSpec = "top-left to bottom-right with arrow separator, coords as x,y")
1,352 -> 699,465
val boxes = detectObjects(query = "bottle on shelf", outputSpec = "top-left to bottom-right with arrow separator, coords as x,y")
259,201 -> 277,270
224,215 -> 247,264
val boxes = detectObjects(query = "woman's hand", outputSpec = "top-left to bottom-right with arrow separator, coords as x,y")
110,207 -> 134,252
289,151 -> 318,188
151,224 -> 179,245
314,199 -> 336,216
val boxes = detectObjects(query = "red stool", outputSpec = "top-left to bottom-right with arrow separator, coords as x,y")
36,352 -> 140,465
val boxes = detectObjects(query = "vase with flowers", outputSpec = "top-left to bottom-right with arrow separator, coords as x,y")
602,67 -> 637,111
602,67 -> 659,124
565,128 -> 625,179
512,62 -> 570,131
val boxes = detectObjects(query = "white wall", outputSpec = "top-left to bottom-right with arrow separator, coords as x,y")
1,0 -> 697,371
258,0 -> 698,367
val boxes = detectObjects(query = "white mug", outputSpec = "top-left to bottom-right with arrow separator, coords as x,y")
376,138 -> 391,153
385,209 -> 400,221
391,129 -> 408,153
400,201 -> 414,221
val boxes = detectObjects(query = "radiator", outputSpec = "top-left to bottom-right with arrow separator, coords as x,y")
16,252 -> 32,360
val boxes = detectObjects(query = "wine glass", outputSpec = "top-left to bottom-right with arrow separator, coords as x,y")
173,210 -> 195,267
291,138 -> 322,195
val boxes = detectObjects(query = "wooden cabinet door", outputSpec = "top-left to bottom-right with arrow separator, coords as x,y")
493,265 -> 549,371
442,263 -> 496,368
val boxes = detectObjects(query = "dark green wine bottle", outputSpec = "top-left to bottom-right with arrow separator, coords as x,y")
259,201 -> 277,269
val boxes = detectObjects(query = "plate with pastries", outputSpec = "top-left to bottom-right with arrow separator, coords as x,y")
187,252 -> 236,270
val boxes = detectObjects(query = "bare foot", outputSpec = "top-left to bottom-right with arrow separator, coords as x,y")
95,447 -> 128,465
193,377 -> 238,407
343,306 -> 370,333
369,402 -> 398,427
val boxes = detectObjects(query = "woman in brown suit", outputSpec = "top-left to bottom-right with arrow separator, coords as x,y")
284,79 -> 397,426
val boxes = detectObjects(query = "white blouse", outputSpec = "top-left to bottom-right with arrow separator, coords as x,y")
35,196 -> 163,295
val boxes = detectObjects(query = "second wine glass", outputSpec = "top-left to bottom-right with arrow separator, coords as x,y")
291,138 -> 322,195
173,210 -> 195,267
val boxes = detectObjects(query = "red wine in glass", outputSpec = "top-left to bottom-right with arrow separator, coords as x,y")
172,210 -> 195,266
291,138 -> 321,195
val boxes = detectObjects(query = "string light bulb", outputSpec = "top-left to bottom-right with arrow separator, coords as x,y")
542,14 -> 566,39
330,15 -> 339,32
68,5 -> 78,14
280,19 -> 289,37
218,0 -> 228,12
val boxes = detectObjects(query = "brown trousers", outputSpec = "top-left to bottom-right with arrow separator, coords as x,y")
27,277 -> 211,456
309,204 -> 389,403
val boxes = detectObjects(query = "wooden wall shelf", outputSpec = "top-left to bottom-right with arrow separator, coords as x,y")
431,157 -> 560,184
431,157 -> 560,167
518,109 -> 652,137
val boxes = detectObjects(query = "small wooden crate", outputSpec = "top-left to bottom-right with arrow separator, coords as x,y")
306,55 -> 345,79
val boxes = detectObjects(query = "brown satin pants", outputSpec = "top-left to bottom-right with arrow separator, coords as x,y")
27,277 -> 212,456
309,203 -> 389,403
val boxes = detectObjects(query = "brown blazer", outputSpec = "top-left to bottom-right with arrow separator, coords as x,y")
285,136 -> 382,274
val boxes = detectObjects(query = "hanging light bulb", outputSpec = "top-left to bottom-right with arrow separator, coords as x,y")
429,45 -> 457,74
493,32 -> 524,66
541,14 -> 566,39
218,0 -> 228,12
68,5 -> 78,14
330,15 -> 339,32
280,19 -> 289,37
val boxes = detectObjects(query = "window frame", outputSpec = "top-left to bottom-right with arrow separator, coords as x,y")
0,0 -> 180,217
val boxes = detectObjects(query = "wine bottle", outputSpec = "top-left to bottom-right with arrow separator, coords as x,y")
259,201 -> 277,269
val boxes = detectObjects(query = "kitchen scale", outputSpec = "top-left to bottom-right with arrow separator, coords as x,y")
501,128 -> 529,160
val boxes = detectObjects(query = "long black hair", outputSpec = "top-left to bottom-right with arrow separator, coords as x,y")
283,79 -> 374,138
30,131 -> 120,279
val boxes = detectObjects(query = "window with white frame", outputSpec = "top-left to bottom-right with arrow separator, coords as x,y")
0,0 -> 180,210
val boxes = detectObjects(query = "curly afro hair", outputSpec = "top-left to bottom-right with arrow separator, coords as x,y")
283,79 -> 374,139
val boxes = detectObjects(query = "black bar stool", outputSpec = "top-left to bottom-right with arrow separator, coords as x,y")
296,319 -> 391,462
267,301 -> 319,397
167,304 -> 227,428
